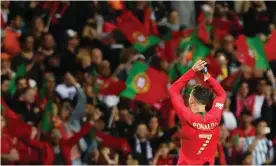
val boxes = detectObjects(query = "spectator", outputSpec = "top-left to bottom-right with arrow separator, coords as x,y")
31,16 -> 46,48
1,52 -> 14,79
222,98 -> 237,131
242,119 -> 273,165
12,34 -> 42,82
3,13 -> 23,57
242,1 -> 272,36
128,123 -> 153,165
215,50 -> 229,81
244,78 -> 273,124
213,2 -> 242,40
1,75 -> 10,100
114,104 -> 133,138
230,110 -> 256,164
91,48 -> 103,66
158,10 -> 182,31
1,1 -> 10,28
60,29 -> 80,76
231,81 -> 249,117
38,33 -> 62,79
12,88 -> 42,126
153,143 -> 175,165
215,123 -> 229,165
38,32 -> 56,58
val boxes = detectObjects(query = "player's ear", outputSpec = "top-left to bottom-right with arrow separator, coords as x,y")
189,96 -> 194,105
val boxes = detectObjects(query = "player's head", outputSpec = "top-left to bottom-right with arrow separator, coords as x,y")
189,85 -> 212,107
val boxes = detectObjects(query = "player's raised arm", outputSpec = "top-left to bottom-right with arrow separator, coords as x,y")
204,72 -> 226,115
169,60 -> 207,122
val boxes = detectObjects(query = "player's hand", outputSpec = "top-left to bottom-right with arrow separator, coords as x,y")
192,60 -> 207,72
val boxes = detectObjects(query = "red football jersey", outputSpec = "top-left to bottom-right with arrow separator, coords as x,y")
169,69 -> 226,165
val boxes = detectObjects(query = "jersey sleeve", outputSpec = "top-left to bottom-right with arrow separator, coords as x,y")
206,75 -> 226,121
169,69 -> 196,123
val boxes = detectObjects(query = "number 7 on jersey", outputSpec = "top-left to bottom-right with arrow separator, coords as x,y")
197,134 -> 212,155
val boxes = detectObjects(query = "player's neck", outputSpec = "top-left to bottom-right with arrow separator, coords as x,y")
191,105 -> 206,113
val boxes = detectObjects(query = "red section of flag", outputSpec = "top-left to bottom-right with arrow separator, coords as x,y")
135,67 -> 169,105
116,11 -> 148,43
144,5 -> 159,36
235,35 -> 255,67
197,24 -> 210,44
265,30 -> 276,61
96,76 -> 126,95
205,55 -> 222,78
96,132 -> 131,154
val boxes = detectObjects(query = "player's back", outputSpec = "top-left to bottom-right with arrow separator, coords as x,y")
168,68 -> 226,165
178,112 -> 220,165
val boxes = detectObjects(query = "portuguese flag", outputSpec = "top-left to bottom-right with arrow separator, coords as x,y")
120,61 -> 169,104
168,28 -> 211,81
235,35 -> 269,70
94,76 -> 126,95
156,28 -> 194,63
116,11 -> 160,53
178,30 -> 211,67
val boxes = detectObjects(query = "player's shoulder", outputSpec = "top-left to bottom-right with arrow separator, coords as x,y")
213,102 -> 224,110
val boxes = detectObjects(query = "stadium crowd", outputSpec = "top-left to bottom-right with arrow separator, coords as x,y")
1,1 -> 276,165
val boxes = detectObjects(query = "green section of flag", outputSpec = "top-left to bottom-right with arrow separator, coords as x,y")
133,36 -> 161,53
8,64 -> 27,96
246,37 -> 270,70
178,31 -> 210,68
168,63 -> 189,82
178,34 -> 210,66
41,100 -> 54,132
234,76 -> 241,93
1,104 -> 5,112
120,62 -> 148,99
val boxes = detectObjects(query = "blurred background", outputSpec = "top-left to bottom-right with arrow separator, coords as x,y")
1,1 -> 276,165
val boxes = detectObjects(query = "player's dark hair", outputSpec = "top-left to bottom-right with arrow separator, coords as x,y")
191,85 -> 212,105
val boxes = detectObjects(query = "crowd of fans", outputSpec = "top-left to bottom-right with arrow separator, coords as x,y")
1,1 -> 276,165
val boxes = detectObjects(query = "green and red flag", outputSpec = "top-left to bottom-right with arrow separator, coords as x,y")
120,61 -> 169,104
178,31 -> 211,67
116,11 -> 160,53
235,35 -> 269,70
94,76 -> 126,95
156,28 -> 194,63
8,64 -> 27,96
197,4 -> 213,44
265,30 -> 276,61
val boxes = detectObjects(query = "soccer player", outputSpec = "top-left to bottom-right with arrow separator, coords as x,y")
169,60 -> 226,165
